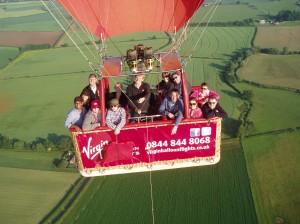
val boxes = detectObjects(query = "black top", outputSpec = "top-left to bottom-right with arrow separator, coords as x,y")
126,82 -> 151,114
201,102 -> 228,119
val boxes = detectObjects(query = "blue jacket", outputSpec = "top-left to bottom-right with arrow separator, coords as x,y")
158,96 -> 184,126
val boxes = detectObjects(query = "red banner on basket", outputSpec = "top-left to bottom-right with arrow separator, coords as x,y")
75,122 -> 217,169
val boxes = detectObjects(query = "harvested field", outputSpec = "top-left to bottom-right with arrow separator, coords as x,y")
0,167 -> 79,224
254,26 -> 300,51
0,31 -> 63,47
237,54 -> 300,90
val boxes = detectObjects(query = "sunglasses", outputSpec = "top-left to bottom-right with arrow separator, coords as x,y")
190,103 -> 197,106
173,76 -> 179,79
110,105 -> 118,108
208,102 -> 216,105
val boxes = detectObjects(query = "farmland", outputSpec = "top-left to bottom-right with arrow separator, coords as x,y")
0,31 -> 63,47
237,54 -> 300,90
59,141 -> 257,224
254,26 -> 300,51
194,0 -> 296,23
243,130 -> 300,224
0,150 -> 66,170
0,167 -> 79,224
0,26 -> 254,141
0,46 -> 19,68
0,1 -> 68,31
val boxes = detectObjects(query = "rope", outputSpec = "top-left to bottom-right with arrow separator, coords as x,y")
149,169 -> 155,224
49,0 -> 100,63
107,75 -> 152,114
40,0 -> 98,73
145,116 -> 155,224
182,0 -> 221,66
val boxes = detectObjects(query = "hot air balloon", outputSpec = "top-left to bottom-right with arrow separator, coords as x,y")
53,0 -> 223,177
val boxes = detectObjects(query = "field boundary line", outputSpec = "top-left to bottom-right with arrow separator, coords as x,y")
52,20 -> 74,48
245,126 -> 300,138
240,79 -> 300,93
39,177 -> 90,224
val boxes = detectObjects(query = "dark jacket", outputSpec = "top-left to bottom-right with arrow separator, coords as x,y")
167,81 -> 192,96
157,80 -> 169,97
126,82 -> 151,114
81,85 -> 99,102
201,102 -> 228,119
105,92 -> 127,108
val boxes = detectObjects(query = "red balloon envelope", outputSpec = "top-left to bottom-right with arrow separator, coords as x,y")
57,0 -> 204,39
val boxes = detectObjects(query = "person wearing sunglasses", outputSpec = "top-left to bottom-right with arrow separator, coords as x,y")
158,89 -> 184,135
82,100 -> 102,131
189,97 -> 203,118
106,98 -> 126,135
201,96 -> 227,119
190,82 -> 220,107
167,70 -> 191,96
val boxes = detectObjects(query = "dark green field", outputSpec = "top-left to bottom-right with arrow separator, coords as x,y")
243,130 -> 300,224
59,141 -> 257,224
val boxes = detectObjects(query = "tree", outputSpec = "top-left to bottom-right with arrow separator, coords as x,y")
282,47 -> 289,55
241,90 -> 253,102
57,137 -> 72,151
34,143 -> 46,151
239,119 -> 255,137
13,141 -> 25,150
0,136 -> 13,149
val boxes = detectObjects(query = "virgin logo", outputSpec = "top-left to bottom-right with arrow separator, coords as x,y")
82,137 -> 108,160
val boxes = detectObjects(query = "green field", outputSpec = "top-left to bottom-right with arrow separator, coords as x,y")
0,150 -> 66,171
0,167 -> 79,224
194,0 -> 296,23
0,27 -> 254,141
59,141 -> 257,224
0,46 -> 19,68
0,2 -> 300,224
243,130 -> 300,224
237,54 -> 300,90
278,21 -> 300,27
254,26 -> 300,51
57,26 -> 255,59
235,82 -> 300,135
0,8 -> 45,19
0,1 -> 68,31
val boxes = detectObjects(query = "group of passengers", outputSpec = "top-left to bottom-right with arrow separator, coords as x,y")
64,71 -> 227,135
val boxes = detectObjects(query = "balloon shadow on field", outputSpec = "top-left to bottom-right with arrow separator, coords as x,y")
221,89 -> 240,99
222,118 -> 241,138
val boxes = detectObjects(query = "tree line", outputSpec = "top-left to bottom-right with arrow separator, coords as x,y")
274,10 -> 300,22
0,133 -> 73,151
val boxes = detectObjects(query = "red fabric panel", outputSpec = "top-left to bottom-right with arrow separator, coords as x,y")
102,141 -> 134,164
57,0 -> 204,39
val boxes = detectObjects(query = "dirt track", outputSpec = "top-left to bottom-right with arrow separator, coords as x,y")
0,31 -> 64,47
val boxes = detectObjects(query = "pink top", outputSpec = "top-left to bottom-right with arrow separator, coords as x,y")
190,89 -> 220,104
189,108 -> 203,118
